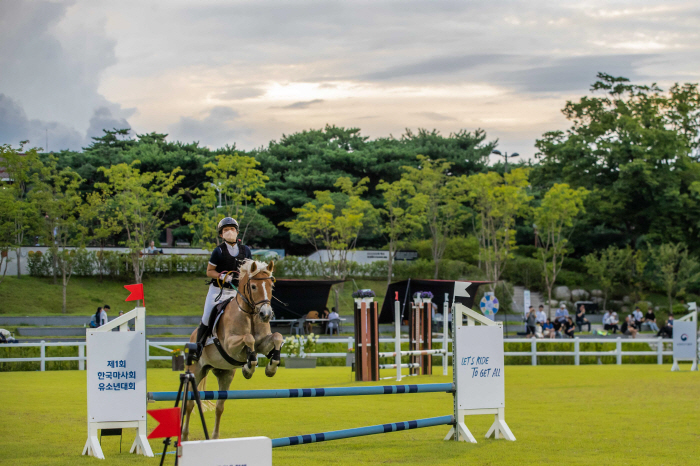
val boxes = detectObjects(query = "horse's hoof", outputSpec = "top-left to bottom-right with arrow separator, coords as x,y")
242,364 -> 255,379
265,359 -> 280,377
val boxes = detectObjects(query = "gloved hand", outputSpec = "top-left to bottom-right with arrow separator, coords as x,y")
219,272 -> 233,283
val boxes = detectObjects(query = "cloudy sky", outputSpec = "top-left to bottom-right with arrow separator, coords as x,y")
1,1 -> 699,157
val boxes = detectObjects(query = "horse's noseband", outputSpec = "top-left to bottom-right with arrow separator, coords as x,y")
237,275 -> 275,315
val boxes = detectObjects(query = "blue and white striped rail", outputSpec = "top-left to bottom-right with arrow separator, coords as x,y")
271,415 -> 455,447
148,383 -> 454,402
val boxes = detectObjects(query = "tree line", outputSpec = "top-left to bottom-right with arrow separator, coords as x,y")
2,73 -> 700,312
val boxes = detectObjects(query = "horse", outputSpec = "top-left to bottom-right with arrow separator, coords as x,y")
182,259 -> 284,440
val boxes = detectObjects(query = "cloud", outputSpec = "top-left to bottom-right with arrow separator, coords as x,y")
168,106 -> 251,148
416,112 -> 457,122
214,87 -> 266,100
0,1 -> 133,150
0,94 -> 84,151
275,99 -> 325,110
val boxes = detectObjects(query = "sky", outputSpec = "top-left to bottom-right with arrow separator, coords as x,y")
1,1 -> 699,158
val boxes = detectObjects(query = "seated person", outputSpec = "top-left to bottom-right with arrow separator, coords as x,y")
632,307 -> 644,330
657,314 -> 674,338
604,311 -> 619,334
620,315 -> 638,339
575,304 -> 591,332
320,307 -> 330,331
305,310 -> 320,334
536,305 -> 547,326
552,319 -> 563,338
146,240 -> 162,254
563,317 -> 576,338
555,304 -> 569,323
542,319 -> 555,339
644,309 -> 659,332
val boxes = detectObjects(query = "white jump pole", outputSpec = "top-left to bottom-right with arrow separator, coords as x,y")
394,292 -> 402,382
443,293 -> 449,376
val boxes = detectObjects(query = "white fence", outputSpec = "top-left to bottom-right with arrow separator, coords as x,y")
3,336 -> 699,370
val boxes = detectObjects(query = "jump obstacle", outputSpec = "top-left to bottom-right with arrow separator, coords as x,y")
355,291 -> 457,382
146,284 -> 516,448
82,282 -> 514,460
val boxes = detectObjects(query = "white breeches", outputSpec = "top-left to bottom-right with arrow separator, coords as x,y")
202,284 -> 237,325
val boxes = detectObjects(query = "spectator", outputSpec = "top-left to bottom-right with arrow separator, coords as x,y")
552,319 -> 563,338
575,304 -> 591,332
555,303 -> 569,323
632,307 -> 644,330
525,307 -> 537,337
329,307 -> 340,320
644,309 -> 660,332
563,316 -> 576,338
94,307 -> 108,328
320,307 -> 330,332
603,311 -> 618,334
542,319 -> 555,339
146,240 -> 162,254
536,305 -> 547,326
621,315 -> 638,339
657,314 -> 674,338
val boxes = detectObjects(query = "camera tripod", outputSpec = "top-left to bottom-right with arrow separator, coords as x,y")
160,343 -> 209,466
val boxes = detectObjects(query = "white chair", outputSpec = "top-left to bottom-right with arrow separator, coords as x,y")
326,318 -> 340,335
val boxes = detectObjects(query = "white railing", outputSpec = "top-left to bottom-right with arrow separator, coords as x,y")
2,336 -> 698,370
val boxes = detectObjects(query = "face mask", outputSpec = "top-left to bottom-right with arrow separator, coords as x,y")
223,230 -> 238,243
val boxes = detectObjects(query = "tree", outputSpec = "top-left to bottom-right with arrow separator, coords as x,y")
533,74 -> 700,254
402,156 -> 469,278
467,168 -> 532,290
583,246 -> 633,310
0,142 -> 41,278
534,183 -> 589,315
96,162 -> 183,284
184,153 -> 275,249
376,178 -> 428,284
649,242 -> 700,312
282,177 -> 377,309
32,158 -> 87,313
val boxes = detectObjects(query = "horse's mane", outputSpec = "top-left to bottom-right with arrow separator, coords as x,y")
239,259 -> 272,279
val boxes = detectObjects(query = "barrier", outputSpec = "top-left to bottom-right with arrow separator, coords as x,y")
82,306 -> 154,460
672,308 -> 698,372
354,298 -> 379,381
148,282 -> 515,445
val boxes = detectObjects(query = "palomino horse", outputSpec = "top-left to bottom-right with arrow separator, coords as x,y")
182,260 -> 284,440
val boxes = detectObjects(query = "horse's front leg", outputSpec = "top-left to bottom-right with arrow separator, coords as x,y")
226,333 -> 257,379
211,368 -> 235,439
255,332 -> 284,377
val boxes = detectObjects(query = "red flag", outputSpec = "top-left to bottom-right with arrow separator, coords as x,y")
124,283 -> 144,303
147,407 -> 181,440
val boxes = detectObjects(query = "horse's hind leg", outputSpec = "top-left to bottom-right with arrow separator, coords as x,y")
255,332 -> 284,377
211,368 -> 235,439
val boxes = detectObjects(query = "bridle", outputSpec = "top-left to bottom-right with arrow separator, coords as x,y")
236,272 -> 276,315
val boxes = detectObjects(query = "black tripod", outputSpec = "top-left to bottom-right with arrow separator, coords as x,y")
160,342 -> 209,466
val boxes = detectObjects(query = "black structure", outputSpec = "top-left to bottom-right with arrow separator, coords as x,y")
270,279 -> 344,319
378,279 -> 490,324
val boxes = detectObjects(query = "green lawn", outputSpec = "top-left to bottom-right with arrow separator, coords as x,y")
0,275 -> 387,317
1,365 -> 698,465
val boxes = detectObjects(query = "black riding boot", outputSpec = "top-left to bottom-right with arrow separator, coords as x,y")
193,323 -> 209,361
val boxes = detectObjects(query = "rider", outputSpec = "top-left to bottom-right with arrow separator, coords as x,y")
193,217 -> 252,360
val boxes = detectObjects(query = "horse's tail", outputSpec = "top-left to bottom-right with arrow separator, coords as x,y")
198,376 -> 216,411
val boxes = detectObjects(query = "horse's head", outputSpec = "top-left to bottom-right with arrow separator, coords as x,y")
238,259 -> 275,322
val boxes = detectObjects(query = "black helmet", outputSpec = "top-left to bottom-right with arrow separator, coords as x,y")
217,217 -> 239,235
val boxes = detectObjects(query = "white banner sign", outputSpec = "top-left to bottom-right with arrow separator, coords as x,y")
87,330 -> 147,423
455,325 -> 505,410
523,290 -> 531,316
673,321 -> 698,360
180,437 -> 272,466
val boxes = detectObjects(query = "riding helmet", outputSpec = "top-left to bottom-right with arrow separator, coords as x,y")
217,217 -> 239,235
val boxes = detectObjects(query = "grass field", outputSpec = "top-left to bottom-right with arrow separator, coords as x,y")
1,365 -> 698,465
0,275 -> 385,317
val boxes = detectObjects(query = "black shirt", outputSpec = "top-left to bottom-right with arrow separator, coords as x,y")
209,242 -> 252,288
645,311 -> 655,321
